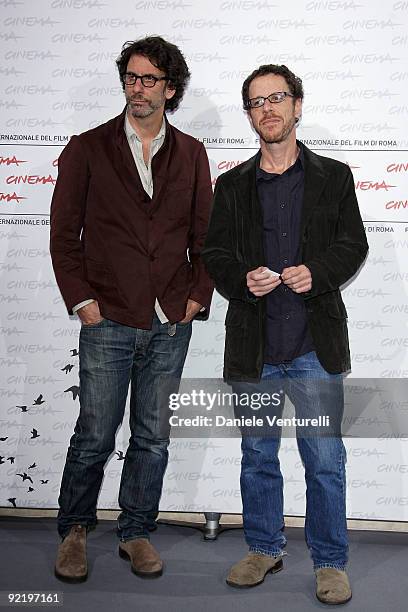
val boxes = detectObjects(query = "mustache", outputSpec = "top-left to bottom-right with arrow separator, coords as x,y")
129,95 -> 149,103
260,114 -> 281,124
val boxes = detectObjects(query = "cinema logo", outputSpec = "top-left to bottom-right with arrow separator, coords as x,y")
188,88 -> 228,98
303,103 -> 358,114
220,0 -> 275,9
172,18 -> 228,29
339,123 -> 396,134
0,155 -> 26,166
305,1 -> 362,10
355,180 -> 395,191
51,32 -> 106,43
88,17 -> 143,28
5,175 -> 56,186
52,67 -> 106,79
303,69 -> 360,80
52,100 -> 105,112
135,0 -> 191,8
0,192 -> 26,203
50,0 -> 106,8
343,19 -> 402,29
387,162 -> 408,172
385,200 -> 408,210
256,53 -> 312,64
4,50 -> 60,61
219,34 -> 276,45
3,16 -> 59,27
341,89 -> 398,99
341,53 -> 399,64
305,34 -> 362,45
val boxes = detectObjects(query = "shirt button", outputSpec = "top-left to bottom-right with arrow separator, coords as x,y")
284,314 -> 290,320
284,287 -> 289,292
283,258 -> 288,264
282,232 -> 287,237
280,203 -> 285,208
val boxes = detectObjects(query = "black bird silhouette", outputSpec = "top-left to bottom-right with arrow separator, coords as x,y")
28,486 -> 34,492
115,450 -> 125,461
16,405 -> 28,412
0,436 -> 8,442
64,385 -> 80,400
30,428 -> 40,439
7,457 -> 15,464
0,456 -> 5,465
16,472 -> 33,483
70,348 -> 79,357
61,364 -> 75,374
40,479 -> 49,484
8,498 -> 17,508
33,394 -> 45,405
28,462 -> 36,469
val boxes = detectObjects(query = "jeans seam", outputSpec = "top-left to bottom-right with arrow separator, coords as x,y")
249,546 -> 286,558
314,563 -> 347,571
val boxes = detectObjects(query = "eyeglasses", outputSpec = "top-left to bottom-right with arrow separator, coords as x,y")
246,91 -> 294,109
123,72 -> 168,88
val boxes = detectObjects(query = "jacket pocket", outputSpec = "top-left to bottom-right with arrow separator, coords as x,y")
165,183 -> 193,220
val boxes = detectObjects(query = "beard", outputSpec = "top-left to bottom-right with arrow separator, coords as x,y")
125,93 -> 165,119
257,113 -> 297,144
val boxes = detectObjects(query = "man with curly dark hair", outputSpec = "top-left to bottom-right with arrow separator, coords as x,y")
51,35 -> 213,582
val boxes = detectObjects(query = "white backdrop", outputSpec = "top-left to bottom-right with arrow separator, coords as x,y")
0,0 -> 408,521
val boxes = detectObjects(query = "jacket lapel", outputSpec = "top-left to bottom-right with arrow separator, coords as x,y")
150,116 -> 172,215
300,142 -> 329,238
112,108 -> 151,212
235,153 -> 264,263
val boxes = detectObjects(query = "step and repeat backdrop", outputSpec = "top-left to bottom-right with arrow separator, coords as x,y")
1,1 -> 408,522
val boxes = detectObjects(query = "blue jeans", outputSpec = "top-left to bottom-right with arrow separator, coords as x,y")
57,314 -> 192,541
232,351 -> 348,570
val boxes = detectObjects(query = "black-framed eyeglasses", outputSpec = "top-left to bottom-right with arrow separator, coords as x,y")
123,72 -> 168,88
246,91 -> 294,109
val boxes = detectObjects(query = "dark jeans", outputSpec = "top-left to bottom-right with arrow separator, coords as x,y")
57,314 -> 192,541
232,351 -> 348,570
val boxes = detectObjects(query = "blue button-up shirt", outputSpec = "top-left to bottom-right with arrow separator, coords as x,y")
256,146 -> 314,363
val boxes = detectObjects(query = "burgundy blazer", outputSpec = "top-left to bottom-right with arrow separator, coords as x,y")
50,108 -> 214,329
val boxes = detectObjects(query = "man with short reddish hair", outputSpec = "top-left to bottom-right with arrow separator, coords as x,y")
203,64 -> 368,604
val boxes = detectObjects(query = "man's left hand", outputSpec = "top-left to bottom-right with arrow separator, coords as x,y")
281,265 -> 312,293
179,299 -> 203,324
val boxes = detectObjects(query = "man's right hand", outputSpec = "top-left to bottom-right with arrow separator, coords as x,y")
77,301 -> 104,325
246,266 -> 281,297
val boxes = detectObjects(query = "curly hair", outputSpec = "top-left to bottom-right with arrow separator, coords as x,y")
116,36 -> 190,113
242,64 -> 304,110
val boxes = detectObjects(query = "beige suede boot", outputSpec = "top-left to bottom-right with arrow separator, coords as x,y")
316,568 -> 352,604
55,525 -> 87,583
226,552 -> 283,588
119,538 -> 163,578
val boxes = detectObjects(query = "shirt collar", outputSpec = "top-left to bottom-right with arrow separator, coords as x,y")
124,112 -> 166,143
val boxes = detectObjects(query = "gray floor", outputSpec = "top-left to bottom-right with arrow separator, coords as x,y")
0,517 -> 407,612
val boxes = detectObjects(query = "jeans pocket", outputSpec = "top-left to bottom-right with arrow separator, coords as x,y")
81,318 -> 106,328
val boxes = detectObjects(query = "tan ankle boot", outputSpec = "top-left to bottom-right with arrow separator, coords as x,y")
119,538 -> 163,578
226,552 -> 283,588
55,525 -> 87,583
316,568 -> 352,604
